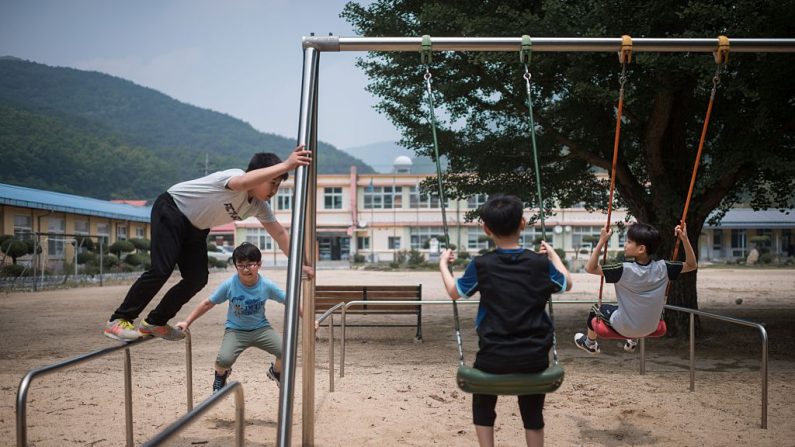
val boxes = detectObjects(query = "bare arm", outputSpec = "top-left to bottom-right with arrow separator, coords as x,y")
438,249 -> 461,300
585,227 -> 612,276
176,299 -> 216,331
539,241 -> 573,291
226,145 -> 310,192
676,223 -> 698,273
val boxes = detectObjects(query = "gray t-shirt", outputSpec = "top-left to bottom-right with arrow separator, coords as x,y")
167,168 -> 276,229
603,260 -> 683,337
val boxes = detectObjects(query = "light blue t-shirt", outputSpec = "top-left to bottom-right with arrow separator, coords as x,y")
209,274 -> 286,330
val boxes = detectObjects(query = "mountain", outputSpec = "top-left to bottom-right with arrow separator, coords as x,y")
0,57 -> 374,200
341,141 -> 446,174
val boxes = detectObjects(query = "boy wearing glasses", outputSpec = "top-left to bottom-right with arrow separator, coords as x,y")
176,242 -> 290,392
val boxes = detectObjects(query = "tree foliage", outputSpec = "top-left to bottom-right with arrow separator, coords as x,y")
342,0 -> 795,333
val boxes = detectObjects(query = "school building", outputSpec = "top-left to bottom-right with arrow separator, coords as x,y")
0,183 -> 151,270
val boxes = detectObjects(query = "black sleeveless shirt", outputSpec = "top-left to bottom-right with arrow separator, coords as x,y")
473,249 -> 556,371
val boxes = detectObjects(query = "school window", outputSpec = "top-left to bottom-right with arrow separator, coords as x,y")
572,226 -> 603,250
468,228 -> 490,251
731,229 -> 747,257
117,224 -> 128,240
324,187 -> 343,210
48,217 -> 65,258
388,236 -> 401,250
519,227 -> 541,248
135,227 -> 145,238
410,226 -> 442,250
466,194 -> 488,210
74,220 -> 89,235
364,186 -> 403,209
275,187 -> 292,211
13,215 -> 32,239
245,228 -> 273,250
409,186 -> 440,208
755,229 -> 773,250
357,236 -> 370,250
96,223 -> 110,247
712,229 -> 723,250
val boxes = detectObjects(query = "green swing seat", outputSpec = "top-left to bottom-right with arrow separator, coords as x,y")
456,363 -> 565,396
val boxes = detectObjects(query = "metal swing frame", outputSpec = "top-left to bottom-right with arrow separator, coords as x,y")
278,35 -> 794,447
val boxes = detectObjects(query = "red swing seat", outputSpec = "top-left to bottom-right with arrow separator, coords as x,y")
590,317 -> 667,340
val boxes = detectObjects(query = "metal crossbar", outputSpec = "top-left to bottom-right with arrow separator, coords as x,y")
16,334 -> 194,447
142,380 -> 245,447
316,300 -> 769,428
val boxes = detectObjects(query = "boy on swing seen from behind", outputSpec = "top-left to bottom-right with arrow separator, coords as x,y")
439,194 -> 572,447
574,222 -> 697,354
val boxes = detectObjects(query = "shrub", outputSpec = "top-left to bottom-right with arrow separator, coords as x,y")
103,254 -> 121,269
125,253 -> 145,266
408,250 -> 425,266
759,253 -> 774,264
77,251 -> 97,265
109,240 -> 135,257
0,264 -> 27,277
0,238 -> 31,264
353,254 -> 366,263
129,238 -> 151,252
208,257 -> 228,268
457,251 -> 471,260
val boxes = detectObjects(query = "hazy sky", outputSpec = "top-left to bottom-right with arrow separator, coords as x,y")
0,0 -> 401,150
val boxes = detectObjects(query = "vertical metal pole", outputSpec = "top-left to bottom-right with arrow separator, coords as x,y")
301,66 -> 319,446
235,385 -> 246,447
99,237 -> 104,287
276,45 -> 318,447
639,338 -> 646,375
340,307 -> 347,377
761,326 -> 768,429
689,313 -> 695,391
124,348 -> 134,447
186,332 -> 193,412
32,236 -> 38,292
329,313 -> 335,392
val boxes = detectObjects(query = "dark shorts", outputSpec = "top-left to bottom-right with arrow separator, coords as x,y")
587,304 -> 618,331
470,361 -> 547,430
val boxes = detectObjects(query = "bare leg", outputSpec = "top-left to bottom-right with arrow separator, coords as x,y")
525,428 -> 543,447
475,425 -> 494,447
275,358 -> 282,373
587,327 -> 598,342
214,364 -> 229,375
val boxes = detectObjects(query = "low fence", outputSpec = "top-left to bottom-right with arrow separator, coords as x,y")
317,299 -> 770,429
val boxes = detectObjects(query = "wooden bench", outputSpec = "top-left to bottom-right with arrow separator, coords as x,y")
314,285 -> 423,340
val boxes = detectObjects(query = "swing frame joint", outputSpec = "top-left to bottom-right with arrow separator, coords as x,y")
420,34 -> 432,64
714,35 -> 730,65
618,35 -> 633,64
520,35 -> 532,64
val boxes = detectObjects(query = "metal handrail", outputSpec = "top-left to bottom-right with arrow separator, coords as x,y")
142,380 -> 245,447
318,299 -> 770,429
658,304 -> 769,428
16,333 -> 194,447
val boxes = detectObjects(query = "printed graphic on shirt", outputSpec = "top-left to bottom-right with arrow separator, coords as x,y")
230,295 -> 265,318
224,202 -> 242,221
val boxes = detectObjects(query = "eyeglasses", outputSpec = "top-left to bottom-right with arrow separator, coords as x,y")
235,263 -> 260,271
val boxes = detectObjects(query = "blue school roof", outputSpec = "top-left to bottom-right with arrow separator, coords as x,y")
705,208 -> 795,229
0,183 -> 151,222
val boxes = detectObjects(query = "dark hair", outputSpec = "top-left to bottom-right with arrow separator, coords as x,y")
232,242 -> 262,264
626,222 -> 661,255
480,194 -> 524,237
247,152 -> 287,181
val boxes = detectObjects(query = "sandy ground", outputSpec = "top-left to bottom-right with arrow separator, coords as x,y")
1,267 -> 794,446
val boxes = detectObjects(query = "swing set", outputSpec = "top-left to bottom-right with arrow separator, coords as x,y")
276,35 -> 794,447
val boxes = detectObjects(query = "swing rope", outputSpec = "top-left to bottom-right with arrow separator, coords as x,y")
421,36 -> 465,365
596,35 -> 632,309
520,35 -> 559,366
669,36 -> 730,265
422,36 -> 564,395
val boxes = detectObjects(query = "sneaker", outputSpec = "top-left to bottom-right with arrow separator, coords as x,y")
213,369 -> 231,393
624,339 -> 638,353
266,362 -> 281,387
104,319 -> 143,341
574,333 -> 600,354
138,319 -> 186,341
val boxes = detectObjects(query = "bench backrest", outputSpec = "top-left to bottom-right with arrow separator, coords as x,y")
314,285 -> 421,314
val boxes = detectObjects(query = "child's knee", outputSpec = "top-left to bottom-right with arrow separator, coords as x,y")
215,356 -> 234,370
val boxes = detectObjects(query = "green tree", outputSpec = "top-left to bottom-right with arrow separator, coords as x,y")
109,240 -> 135,258
0,235 -> 31,264
343,0 -> 794,335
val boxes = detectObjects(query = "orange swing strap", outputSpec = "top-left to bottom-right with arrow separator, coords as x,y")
596,35 -> 632,308
669,36 -> 730,265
